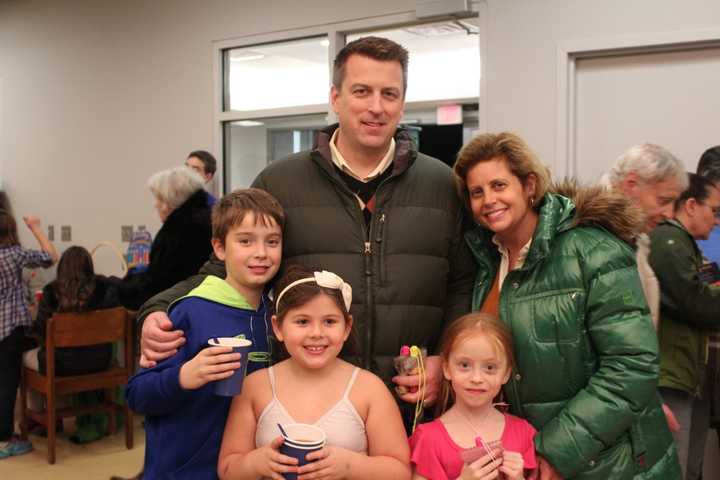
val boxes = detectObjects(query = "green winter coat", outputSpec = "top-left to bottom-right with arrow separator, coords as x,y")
649,219 -> 720,396
466,186 -> 680,479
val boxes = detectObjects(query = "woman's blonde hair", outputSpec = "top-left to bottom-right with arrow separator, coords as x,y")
436,312 -> 515,416
453,132 -> 550,212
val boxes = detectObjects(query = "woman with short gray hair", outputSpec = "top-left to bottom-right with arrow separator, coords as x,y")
118,166 -> 212,310
148,167 -> 205,221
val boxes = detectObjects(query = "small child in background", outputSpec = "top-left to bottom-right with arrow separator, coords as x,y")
409,313 -> 536,480
24,245 -> 121,443
126,188 -> 284,479
218,264 -> 410,480
0,212 -> 57,459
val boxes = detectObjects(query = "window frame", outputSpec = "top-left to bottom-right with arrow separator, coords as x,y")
213,9 -> 482,194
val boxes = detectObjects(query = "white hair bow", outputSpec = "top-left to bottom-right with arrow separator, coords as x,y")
275,270 -> 352,312
313,271 -> 352,311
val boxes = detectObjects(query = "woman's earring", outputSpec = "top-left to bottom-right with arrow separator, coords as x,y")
530,197 -> 535,207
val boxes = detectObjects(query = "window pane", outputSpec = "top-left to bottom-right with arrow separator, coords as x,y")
347,20 -> 479,102
225,37 -> 330,111
223,114 -> 328,190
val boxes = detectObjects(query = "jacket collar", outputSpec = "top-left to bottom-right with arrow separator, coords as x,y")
465,192 -> 575,271
164,189 -> 208,223
659,218 -> 702,257
554,180 -> 644,245
312,123 -> 416,179
665,218 -> 689,233
169,275 -> 262,312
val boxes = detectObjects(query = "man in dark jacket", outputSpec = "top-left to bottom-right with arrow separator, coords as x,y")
136,37 -> 475,413
650,173 -> 720,480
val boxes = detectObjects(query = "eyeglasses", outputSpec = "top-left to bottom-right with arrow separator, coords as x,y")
696,200 -> 720,219
706,205 -> 720,220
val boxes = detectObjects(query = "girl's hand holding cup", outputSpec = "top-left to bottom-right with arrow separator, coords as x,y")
459,451 -> 502,479
499,450 -> 524,480
296,445 -> 354,480
249,436 -> 299,480
178,345 -> 241,390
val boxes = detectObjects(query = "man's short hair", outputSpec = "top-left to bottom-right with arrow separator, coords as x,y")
675,172 -> 716,210
608,143 -> 688,189
148,166 -> 205,212
187,150 -> 217,176
333,36 -> 409,95
212,188 -> 285,245
697,145 -> 720,185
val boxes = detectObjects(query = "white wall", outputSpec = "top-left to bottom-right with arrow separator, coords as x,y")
0,0 -> 417,273
2,0 -> 719,263
575,47 -> 720,182
482,0 -> 720,175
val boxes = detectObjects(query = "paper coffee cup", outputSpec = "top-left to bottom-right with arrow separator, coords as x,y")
279,423 -> 326,480
207,337 -> 252,396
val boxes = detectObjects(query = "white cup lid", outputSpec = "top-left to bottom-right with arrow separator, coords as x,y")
281,423 -> 326,445
208,337 -> 252,347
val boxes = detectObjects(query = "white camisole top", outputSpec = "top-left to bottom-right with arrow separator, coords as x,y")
254,366 -> 368,454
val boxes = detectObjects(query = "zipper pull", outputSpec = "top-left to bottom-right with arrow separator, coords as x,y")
364,242 -> 371,254
375,213 -> 386,243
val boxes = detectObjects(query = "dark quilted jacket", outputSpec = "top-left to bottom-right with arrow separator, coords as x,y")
252,124 -> 476,382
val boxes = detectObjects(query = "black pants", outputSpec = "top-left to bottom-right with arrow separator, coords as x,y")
0,327 -> 35,441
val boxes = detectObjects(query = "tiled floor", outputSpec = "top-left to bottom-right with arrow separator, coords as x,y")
0,417 -> 145,480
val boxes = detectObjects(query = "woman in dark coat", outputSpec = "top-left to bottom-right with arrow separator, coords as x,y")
119,166 -> 212,311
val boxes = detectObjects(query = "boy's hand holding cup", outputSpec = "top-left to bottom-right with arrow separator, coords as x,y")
179,337 -> 251,392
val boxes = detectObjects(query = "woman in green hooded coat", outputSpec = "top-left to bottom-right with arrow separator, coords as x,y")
452,132 -> 680,479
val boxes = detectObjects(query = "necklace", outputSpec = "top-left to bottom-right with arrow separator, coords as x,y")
453,406 -> 501,464
452,405 -> 494,436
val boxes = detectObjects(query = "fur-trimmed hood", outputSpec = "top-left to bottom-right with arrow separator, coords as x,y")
551,179 -> 644,245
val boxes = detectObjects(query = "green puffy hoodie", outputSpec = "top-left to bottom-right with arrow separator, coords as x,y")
466,185 -> 680,479
649,219 -> 720,396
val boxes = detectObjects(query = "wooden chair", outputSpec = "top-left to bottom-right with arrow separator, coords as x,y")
19,307 -> 134,464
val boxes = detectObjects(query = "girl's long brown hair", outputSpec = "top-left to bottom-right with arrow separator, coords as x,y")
0,210 -> 20,247
55,246 -> 96,312
435,312 -> 515,416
